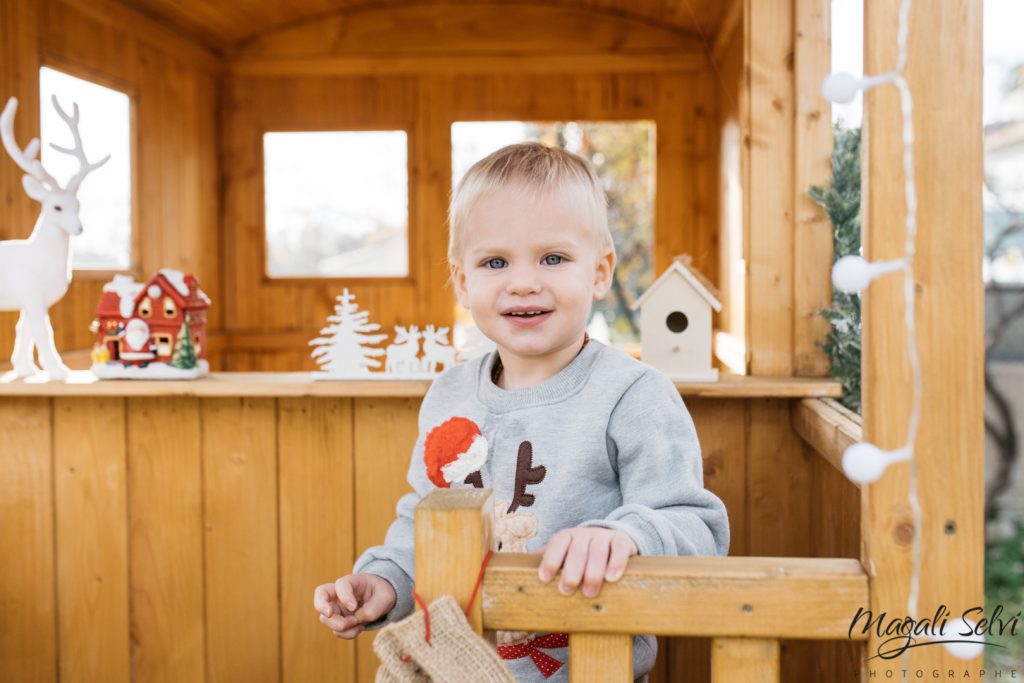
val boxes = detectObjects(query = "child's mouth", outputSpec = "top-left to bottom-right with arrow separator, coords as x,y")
502,310 -> 552,327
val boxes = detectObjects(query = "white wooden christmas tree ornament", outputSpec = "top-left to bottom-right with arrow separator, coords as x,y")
0,95 -> 109,381
631,254 -> 722,382
311,289 -> 462,380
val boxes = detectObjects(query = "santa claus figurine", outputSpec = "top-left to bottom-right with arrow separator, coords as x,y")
118,318 -> 156,364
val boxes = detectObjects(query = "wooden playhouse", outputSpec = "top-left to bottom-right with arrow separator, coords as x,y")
0,0 -> 983,681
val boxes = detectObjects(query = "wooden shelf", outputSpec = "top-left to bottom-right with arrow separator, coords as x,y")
0,370 -> 842,398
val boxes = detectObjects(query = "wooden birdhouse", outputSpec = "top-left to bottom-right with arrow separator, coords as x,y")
632,255 -> 722,382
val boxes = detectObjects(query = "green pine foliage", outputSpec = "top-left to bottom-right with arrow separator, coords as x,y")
171,318 -> 198,370
809,126 -> 862,414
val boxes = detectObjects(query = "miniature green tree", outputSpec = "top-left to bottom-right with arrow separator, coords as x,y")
171,317 -> 197,370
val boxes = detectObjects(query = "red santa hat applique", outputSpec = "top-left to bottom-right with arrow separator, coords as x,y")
424,416 -> 488,488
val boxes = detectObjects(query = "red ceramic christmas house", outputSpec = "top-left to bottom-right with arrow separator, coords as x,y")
91,269 -> 211,378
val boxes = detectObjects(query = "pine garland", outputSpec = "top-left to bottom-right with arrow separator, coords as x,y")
809,126 -> 862,414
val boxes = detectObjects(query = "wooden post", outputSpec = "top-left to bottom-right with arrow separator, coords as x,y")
711,638 -> 780,683
862,0 -> 984,678
568,633 -> 633,682
414,488 -> 496,635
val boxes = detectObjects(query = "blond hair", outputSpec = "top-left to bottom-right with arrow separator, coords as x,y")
447,142 -> 614,266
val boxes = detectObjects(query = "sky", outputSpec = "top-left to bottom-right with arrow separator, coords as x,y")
832,0 -> 1024,127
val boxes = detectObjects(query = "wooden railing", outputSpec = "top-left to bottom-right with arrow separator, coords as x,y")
791,398 -> 862,477
413,488 -> 868,682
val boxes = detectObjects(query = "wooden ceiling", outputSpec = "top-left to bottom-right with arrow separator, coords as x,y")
123,0 -> 735,54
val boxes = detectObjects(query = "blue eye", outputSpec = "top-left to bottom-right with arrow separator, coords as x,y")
543,254 -> 564,265
485,257 -> 507,269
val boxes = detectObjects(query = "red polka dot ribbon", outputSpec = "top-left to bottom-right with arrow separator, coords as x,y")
497,632 -> 569,678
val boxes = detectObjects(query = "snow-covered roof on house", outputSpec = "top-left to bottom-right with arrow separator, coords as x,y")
631,255 -> 722,313
101,274 -> 145,318
132,269 -> 211,311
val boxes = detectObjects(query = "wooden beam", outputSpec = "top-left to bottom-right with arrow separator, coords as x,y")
745,0 -> 794,376
0,371 -> 842,399
792,398 -> 862,477
482,554 -> 868,639
569,633 -> 633,682
792,0 -> 834,376
230,52 -> 705,78
712,0 -> 743,63
862,0 -> 984,675
57,0 -> 222,70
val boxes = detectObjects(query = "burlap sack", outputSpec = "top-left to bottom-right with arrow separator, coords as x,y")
373,594 -> 517,683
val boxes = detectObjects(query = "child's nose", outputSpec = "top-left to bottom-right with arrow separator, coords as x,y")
505,268 -> 542,295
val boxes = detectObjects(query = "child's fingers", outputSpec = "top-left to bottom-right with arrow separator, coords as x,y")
605,533 -> 635,583
334,576 -> 359,613
331,623 -> 365,639
580,536 -> 611,598
354,584 -> 394,624
313,583 -> 338,616
538,530 -> 572,583
557,533 -> 591,596
320,611 -> 359,633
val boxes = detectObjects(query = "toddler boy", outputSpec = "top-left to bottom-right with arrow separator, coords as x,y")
314,142 -> 729,682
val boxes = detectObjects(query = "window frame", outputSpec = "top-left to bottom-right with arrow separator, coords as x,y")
258,124 -> 415,286
38,56 -> 141,281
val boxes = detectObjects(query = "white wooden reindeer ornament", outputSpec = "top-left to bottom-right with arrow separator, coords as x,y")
310,289 -> 463,380
0,96 -> 109,380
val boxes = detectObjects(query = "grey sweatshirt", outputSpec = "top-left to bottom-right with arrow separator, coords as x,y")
353,338 -> 730,682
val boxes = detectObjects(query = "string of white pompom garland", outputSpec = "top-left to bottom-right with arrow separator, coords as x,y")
821,0 -> 984,662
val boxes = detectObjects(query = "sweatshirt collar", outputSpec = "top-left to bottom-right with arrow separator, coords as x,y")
476,338 -> 604,412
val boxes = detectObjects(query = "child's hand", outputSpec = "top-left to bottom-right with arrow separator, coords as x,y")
313,573 -> 397,639
537,527 -> 637,598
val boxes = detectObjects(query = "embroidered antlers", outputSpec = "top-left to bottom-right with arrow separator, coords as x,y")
507,441 -> 545,513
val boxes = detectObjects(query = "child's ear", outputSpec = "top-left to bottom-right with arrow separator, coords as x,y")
592,248 -> 615,300
450,263 -> 470,309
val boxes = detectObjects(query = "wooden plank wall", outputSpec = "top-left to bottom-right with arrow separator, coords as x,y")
0,394 -> 797,682
0,0 -> 221,368
221,4 -> 720,371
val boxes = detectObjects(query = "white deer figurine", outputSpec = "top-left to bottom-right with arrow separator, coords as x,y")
0,95 -> 109,380
421,324 -> 456,373
385,325 -> 422,374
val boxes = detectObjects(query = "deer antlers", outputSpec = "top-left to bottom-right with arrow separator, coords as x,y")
0,95 -> 109,195
508,441 -> 546,513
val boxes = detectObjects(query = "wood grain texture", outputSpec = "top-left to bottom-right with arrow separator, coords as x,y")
126,397 -> 205,683
482,554 -> 868,639
278,397 -> 357,683
711,638 -> 779,683
791,397 -> 861,477
0,397 -> 57,683
130,0 -> 735,52
53,397 -> 130,683
714,23 -> 746,357
569,633 -> 633,682
415,488 -> 496,633
792,0 -> 832,376
0,371 -> 842,398
862,0 -> 984,675
352,397 -> 421,681
201,398 -> 280,682
745,0 -> 794,376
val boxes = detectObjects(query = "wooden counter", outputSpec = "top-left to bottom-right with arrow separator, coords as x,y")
0,371 -> 847,683
0,370 -> 842,398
